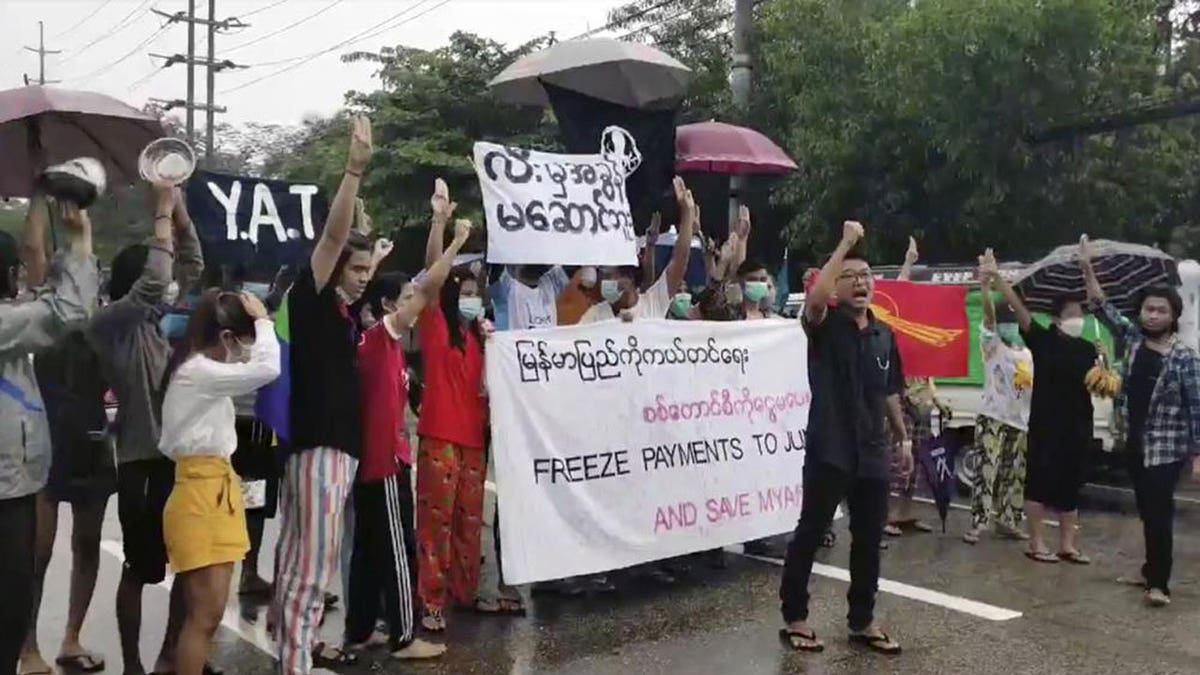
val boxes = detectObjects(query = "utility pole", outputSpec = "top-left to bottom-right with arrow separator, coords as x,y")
728,0 -> 754,229
23,21 -> 62,86
151,3 -> 247,164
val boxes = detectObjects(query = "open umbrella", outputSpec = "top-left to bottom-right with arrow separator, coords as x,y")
675,121 -> 798,175
0,85 -> 164,198
488,38 -> 691,110
1014,239 -> 1178,314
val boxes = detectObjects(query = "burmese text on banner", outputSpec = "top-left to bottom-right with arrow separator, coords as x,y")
486,318 -> 811,584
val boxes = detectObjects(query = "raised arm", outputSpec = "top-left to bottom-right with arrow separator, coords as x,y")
979,248 -> 1032,332
22,192 -> 49,288
368,237 -> 394,280
664,177 -> 695,294
805,220 -> 863,325
128,185 -> 177,306
426,178 -> 456,269
898,236 -> 918,282
312,116 -> 373,292
1079,235 -> 1105,304
180,294 -> 280,396
641,212 -> 660,292
1080,234 -> 1136,342
171,187 -> 204,292
981,274 -> 997,331
0,203 -> 98,358
389,219 -> 471,333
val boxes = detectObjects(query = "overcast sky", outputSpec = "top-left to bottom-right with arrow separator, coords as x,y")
2,0 -> 624,126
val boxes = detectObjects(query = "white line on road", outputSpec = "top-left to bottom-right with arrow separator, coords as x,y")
741,553 -> 1023,622
99,540 -> 275,657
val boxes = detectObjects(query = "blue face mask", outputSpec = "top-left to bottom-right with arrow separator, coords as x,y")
601,279 -> 622,303
458,296 -> 483,321
997,323 -> 1022,347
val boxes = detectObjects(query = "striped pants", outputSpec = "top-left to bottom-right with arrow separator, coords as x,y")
345,469 -> 416,647
270,447 -> 357,675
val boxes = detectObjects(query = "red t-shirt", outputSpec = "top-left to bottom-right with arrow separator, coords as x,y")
356,322 -> 412,482
416,306 -> 486,449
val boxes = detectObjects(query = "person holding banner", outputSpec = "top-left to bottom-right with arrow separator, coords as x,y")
779,221 -> 908,656
578,177 -> 695,325
415,180 -> 490,633
269,116 -> 375,675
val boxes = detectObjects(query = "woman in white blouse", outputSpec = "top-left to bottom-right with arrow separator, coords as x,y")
158,290 -> 280,675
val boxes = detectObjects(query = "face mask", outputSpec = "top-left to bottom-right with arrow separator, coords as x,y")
458,296 -> 483,321
997,324 -> 1022,347
1059,317 -> 1085,338
670,293 -> 692,318
601,279 -> 622,303
724,284 -> 743,306
224,334 -> 252,363
744,281 -> 769,304
580,267 -> 598,289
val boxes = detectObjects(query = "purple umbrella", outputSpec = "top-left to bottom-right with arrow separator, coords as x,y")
0,85 -> 164,198
675,121 -> 798,175
917,428 -> 957,532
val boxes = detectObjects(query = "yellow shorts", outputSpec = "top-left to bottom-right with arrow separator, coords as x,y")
162,456 -> 249,574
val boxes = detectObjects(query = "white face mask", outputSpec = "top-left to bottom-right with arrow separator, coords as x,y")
1059,316 -> 1085,338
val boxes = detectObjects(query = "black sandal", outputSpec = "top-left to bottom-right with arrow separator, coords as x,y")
849,631 -> 902,655
778,628 -> 825,652
311,643 -> 358,668
54,653 -> 105,673
820,530 -> 836,548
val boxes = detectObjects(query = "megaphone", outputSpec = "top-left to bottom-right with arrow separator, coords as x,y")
139,137 -> 196,186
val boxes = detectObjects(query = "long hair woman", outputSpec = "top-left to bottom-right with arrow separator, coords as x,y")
415,206 -> 490,632
158,290 -> 280,675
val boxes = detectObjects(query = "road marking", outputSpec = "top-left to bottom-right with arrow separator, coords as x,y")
99,540 -> 275,657
1085,482 -> 1200,505
741,553 -> 1023,622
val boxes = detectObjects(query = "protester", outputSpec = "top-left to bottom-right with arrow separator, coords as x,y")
344,216 -> 470,659
89,184 -> 205,675
412,173 -> 493,632
0,198 -> 98,675
17,192 -> 112,675
579,176 -> 695,325
1080,237 -> 1200,606
963,268 -> 1033,545
556,266 -> 601,326
981,248 -> 1096,565
778,221 -> 908,655
158,291 -> 280,675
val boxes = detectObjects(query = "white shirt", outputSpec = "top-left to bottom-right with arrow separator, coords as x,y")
495,266 -> 569,330
158,319 -> 281,459
979,327 -> 1034,431
578,272 -> 671,324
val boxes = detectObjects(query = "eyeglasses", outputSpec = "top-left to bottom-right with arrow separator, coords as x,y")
837,271 -> 873,282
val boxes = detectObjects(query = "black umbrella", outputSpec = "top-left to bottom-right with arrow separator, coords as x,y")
916,416 -> 956,532
1014,239 -> 1178,314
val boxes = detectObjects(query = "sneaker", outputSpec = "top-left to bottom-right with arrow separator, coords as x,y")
1145,588 -> 1171,607
392,638 -> 448,660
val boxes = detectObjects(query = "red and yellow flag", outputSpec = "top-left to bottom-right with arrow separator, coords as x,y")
872,280 -> 968,378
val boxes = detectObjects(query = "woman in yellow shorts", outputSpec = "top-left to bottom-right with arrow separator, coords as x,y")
158,290 -> 280,675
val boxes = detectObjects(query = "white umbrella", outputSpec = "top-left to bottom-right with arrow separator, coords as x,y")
488,38 -> 691,110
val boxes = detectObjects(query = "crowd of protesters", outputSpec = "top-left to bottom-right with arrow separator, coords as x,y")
2,114 -> 1199,675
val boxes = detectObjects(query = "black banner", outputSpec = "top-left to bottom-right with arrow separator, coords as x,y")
185,170 -> 329,273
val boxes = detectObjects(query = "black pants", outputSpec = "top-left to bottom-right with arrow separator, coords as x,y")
1128,454 -> 1185,594
0,494 -> 36,674
345,469 -> 417,648
779,461 -> 887,631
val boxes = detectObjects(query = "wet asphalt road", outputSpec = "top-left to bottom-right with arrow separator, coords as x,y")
30,480 -> 1200,675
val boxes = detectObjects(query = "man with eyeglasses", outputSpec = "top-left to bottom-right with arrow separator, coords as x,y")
777,221 -> 910,656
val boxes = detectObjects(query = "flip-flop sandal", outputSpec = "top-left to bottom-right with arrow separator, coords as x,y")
1024,549 -> 1059,563
849,631 -> 902,655
1058,550 -> 1092,565
962,530 -> 981,545
473,597 -> 527,616
421,609 -> 447,633
883,524 -> 904,537
55,653 -> 105,673
778,628 -> 824,652
311,643 -> 358,668
820,530 -> 836,548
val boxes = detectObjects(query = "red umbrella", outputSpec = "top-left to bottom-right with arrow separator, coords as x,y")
0,85 -> 164,198
675,121 -> 797,175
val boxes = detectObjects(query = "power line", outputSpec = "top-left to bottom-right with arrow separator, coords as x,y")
52,0 -> 116,40
566,0 -> 682,41
224,0 -> 347,54
60,0 -> 156,65
238,0 -> 291,19
221,0 -> 452,95
69,22 -> 173,84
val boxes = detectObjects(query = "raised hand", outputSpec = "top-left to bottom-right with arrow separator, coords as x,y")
1079,234 -> 1096,264
372,238 -> 394,262
905,236 -> 919,265
453,218 -> 472,245
841,220 -> 864,247
646,212 -> 662,247
241,291 -> 268,320
347,116 -> 373,173
672,176 -> 696,224
430,178 -> 456,222
734,205 -> 752,240
978,247 -> 999,279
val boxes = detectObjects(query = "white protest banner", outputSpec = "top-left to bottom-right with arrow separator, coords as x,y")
487,318 -> 810,584
474,127 -> 641,266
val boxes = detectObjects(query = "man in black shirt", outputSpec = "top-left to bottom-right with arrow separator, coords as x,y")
779,222 -> 909,656
271,117 -> 376,675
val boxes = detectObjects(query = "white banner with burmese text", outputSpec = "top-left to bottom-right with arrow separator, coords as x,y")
487,318 -> 810,584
